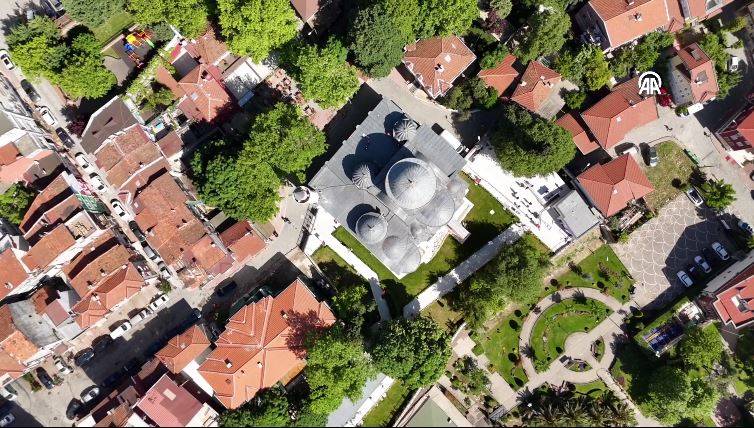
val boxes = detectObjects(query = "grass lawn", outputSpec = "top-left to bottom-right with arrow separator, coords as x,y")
333,174 -> 516,313
92,11 -> 135,46
530,298 -> 612,371
644,141 -> 696,210
556,245 -> 634,303
422,295 -> 464,333
474,307 -> 530,389
610,340 -> 655,402
573,379 -> 609,396
312,246 -> 369,290
361,382 -> 412,427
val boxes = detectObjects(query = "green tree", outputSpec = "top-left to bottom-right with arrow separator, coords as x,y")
416,0 -> 478,38
460,235 -> 549,326
371,317 -> 451,389
718,70 -> 742,99
348,0 -> 418,77
479,44 -> 509,69
514,9 -> 571,63
677,326 -> 724,369
331,283 -> 372,332
144,87 -> 175,111
563,90 -> 586,109
610,31 -> 674,78
291,39 -> 359,109
220,386 -> 290,427
555,45 -> 610,91
6,17 -> 68,81
490,104 -> 575,177
62,0 -> 125,28
0,184 -> 36,226
699,179 -> 736,211
57,33 -> 117,99
723,16 -> 747,33
306,325 -> 375,415
642,366 -> 691,424
440,77 -> 498,115
129,0 -> 209,39
217,0 -> 297,61
489,0 -> 512,17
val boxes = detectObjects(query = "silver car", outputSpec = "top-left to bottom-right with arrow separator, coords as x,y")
694,255 -> 711,273
677,270 -> 694,287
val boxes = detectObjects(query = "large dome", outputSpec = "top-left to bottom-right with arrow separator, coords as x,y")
410,223 -> 429,240
399,245 -> 421,274
355,212 -> 387,244
351,163 -> 374,189
417,193 -> 455,227
393,116 -> 418,142
382,235 -> 408,260
385,158 -> 437,210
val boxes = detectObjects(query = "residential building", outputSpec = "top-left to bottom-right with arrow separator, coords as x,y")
574,0 -> 670,50
509,60 -> 562,116
580,76 -> 659,150
80,97 -> 140,155
706,253 -> 754,329
576,154 -> 654,217
290,0 -> 321,26
716,94 -> 754,165
198,279 -> 335,409
395,385 -> 473,427
309,97 -> 472,278
402,36 -> 476,99
548,190 -> 601,238
218,220 -> 266,263
156,325 -> 210,375
667,43 -> 718,111
0,74 -> 48,147
556,111 -> 601,155
477,54 -> 520,97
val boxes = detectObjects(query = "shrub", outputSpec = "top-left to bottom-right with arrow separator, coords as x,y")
564,90 -> 587,110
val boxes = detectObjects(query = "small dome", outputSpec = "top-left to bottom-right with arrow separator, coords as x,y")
351,163 -> 374,189
447,178 -> 464,194
293,186 -> 310,203
418,193 -> 455,227
355,212 -> 387,244
382,235 -> 408,260
410,223 -> 429,240
385,158 -> 437,210
393,116 -> 418,141
399,245 -> 421,274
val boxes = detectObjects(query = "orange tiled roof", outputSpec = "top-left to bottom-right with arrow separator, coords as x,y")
95,125 -> 162,190
478,54 -> 519,97
510,60 -> 561,112
585,0 -> 669,48
675,43 -> 718,103
290,0 -> 320,22
219,221 -> 266,261
556,112 -> 600,155
581,77 -> 659,149
21,224 -> 76,271
177,64 -> 233,122
577,154 -> 654,217
198,279 -> 335,409
62,232 -> 132,297
186,27 -> 228,65
0,143 -> 19,166
156,131 -> 184,158
156,325 -> 210,374
136,374 -> 205,427
0,248 -> 28,299
403,36 -> 476,99
713,263 -> 754,328
19,173 -> 72,234
0,306 -> 39,362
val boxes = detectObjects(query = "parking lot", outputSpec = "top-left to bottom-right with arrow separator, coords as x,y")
614,195 -> 736,309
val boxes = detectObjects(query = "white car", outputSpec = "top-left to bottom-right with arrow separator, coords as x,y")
109,321 -> 132,339
677,270 -> 694,287
74,152 -> 94,172
729,56 -> 741,72
0,414 -> 14,427
694,255 -> 711,273
89,173 -> 105,191
54,355 -> 73,374
0,50 -> 14,70
712,242 -> 730,261
110,199 -> 126,218
685,187 -> 704,207
148,294 -> 169,312
37,106 -> 57,126
129,308 -> 151,326
81,386 -> 100,403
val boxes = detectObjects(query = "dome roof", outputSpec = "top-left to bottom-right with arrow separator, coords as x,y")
399,245 -> 421,274
417,193 -> 455,227
382,235 -> 408,261
355,212 -> 387,244
351,163 -> 374,189
385,158 -> 437,210
410,223 -> 429,240
393,117 -> 418,141
293,186 -> 310,203
447,178 -> 464,194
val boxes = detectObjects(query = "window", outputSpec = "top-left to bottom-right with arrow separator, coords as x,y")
705,0 -> 722,12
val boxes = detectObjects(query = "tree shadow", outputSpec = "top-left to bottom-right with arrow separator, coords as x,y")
285,309 -> 332,359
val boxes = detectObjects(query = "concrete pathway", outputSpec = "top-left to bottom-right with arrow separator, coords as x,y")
403,225 -> 524,318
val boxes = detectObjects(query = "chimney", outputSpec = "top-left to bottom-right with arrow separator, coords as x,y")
634,13 -> 642,21
627,0 -> 635,5
257,361 -> 263,368
435,64 -> 444,73
225,359 -> 232,368
520,80 -> 527,87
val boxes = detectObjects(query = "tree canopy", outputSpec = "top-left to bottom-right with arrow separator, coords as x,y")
699,31 -> 742,99
217,0 -> 297,61
371,317 -> 451,389
491,104 -> 576,177
290,38 -> 360,109
57,33 -> 117,99
416,0 -> 478,39
514,9 -> 571,63
699,179 -> 736,211
489,0 -> 512,18
642,365 -> 720,425
459,235 -> 549,326
677,325 -> 724,370
555,44 -> 611,91
522,388 -> 636,427
6,17 -> 68,81
305,325 -> 375,415
610,31 -> 674,78
62,0 -> 125,28
0,184 -> 36,226
220,386 -> 290,427
129,0 -> 209,39
191,103 -> 325,222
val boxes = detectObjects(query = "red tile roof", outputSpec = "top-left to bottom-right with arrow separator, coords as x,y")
577,154 -> 654,217
0,149 -> 57,185
219,221 -> 266,261
581,76 -> 659,149
0,249 -> 28,299
584,0 -> 669,48
176,64 -> 233,122
675,43 -> 719,103
21,224 -> 76,271
0,306 -> 39,362
556,112 -> 600,155
19,173 -> 72,234
62,232 -> 132,297
95,125 -> 162,189
136,374 -> 205,427
198,279 -> 335,409
290,0 -> 320,22
156,325 -> 210,374
403,36 -> 476,99
713,263 -> 754,328
510,60 -> 561,112
735,107 -> 754,145
0,143 -> 19,166
681,0 -> 733,21
185,27 -> 228,66
156,131 -> 183,159
478,54 -> 519,96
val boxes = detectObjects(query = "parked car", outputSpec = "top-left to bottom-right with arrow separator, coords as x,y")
216,281 -> 237,297
74,348 -> 95,367
0,413 -> 14,427
56,127 -> 74,147
37,106 -> 57,126
617,144 -> 638,156
128,221 -> 146,242
89,173 -> 105,191
647,145 -> 658,167
54,355 -> 73,374
0,50 -> 14,70
712,242 -> 730,261
110,199 -> 126,218
685,187 -> 704,207
676,270 -> 694,287
729,56 -> 741,72
109,321 -> 132,339
93,335 -> 113,353
739,220 -> 753,236
35,367 -> 54,390
694,255 -> 712,273
142,244 -> 158,260
74,153 -> 93,172
148,294 -> 169,312
81,386 -> 100,403
19,79 -> 41,103
129,308 -> 151,326
66,399 -> 83,420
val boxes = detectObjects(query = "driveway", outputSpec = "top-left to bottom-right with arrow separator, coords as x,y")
613,196 -> 733,309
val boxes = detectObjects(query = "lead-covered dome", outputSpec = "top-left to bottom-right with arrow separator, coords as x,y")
385,158 -> 437,210
417,193 -> 455,227
351,163 -> 374,189
393,116 -> 418,142
382,235 -> 408,261
355,212 -> 387,244
399,245 -> 421,274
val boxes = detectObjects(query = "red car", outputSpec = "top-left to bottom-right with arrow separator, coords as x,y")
657,87 -> 672,107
